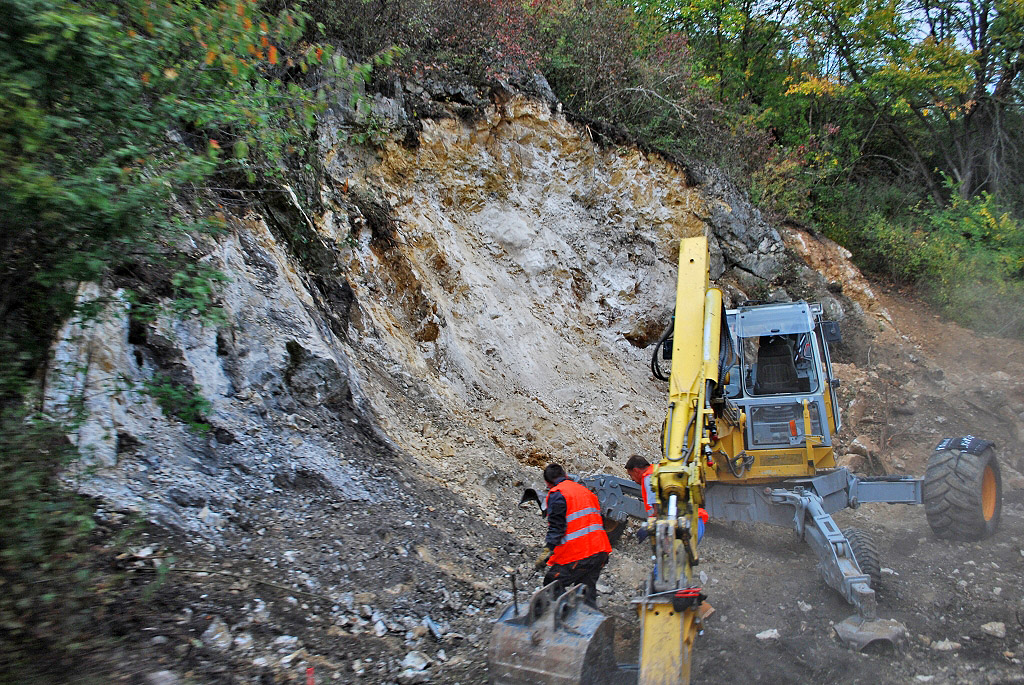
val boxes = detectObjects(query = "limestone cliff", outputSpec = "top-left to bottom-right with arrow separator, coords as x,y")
47,95 -> 856,533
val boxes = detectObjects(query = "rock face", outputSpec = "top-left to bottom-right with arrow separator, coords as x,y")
46,95 -> 832,531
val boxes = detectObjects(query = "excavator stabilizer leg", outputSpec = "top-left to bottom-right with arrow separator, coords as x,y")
770,487 -> 908,650
834,615 -> 907,651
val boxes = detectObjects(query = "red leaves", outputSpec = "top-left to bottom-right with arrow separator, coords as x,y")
424,0 -> 541,80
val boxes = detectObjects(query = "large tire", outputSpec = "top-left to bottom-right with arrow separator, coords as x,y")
923,446 -> 1002,541
604,518 -> 627,546
842,527 -> 881,590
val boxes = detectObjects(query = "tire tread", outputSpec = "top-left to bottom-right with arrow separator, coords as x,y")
843,527 -> 882,590
923,447 -> 1001,541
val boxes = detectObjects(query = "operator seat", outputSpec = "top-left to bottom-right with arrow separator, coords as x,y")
754,335 -> 801,394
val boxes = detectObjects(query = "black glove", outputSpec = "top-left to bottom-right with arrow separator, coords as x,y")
534,549 -> 552,571
635,527 -> 650,544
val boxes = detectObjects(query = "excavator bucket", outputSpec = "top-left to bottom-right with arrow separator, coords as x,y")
487,583 -> 637,685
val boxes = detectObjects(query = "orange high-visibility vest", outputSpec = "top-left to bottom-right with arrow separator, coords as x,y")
546,480 -> 612,565
640,465 -> 655,517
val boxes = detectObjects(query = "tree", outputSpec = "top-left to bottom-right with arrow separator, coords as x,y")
533,0 -> 772,176
639,0 -> 798,108
789,0 -> 1024,205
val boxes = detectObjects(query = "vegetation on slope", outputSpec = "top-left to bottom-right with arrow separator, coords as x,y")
0,0 -> 358,672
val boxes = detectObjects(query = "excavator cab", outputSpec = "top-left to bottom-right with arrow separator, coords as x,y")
736,302 -> 836,429
712,301 -> 844,481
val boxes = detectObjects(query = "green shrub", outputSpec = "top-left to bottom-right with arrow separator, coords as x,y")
143,377 -> 212,433
0,0 -> 365,672
812,175 -> 1024,337
0,402 -> 104,673
920,185 -> 1024,335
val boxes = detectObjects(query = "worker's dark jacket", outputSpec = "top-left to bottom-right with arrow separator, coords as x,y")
544,478 -> 612,566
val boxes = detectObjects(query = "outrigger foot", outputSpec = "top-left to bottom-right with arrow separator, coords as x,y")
834,615 -> 907,651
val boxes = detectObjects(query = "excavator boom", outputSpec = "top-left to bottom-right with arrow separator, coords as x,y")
636,236 -> 720,684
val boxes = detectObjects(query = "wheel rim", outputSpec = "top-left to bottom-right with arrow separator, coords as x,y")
982,465 -> 997,521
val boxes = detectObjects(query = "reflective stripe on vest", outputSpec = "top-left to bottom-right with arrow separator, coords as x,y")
563,523 -> 606,541
546,480 -> 613,566
566,507 -> 600,523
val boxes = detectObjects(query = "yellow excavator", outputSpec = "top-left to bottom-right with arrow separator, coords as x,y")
489,235 -> 1003,684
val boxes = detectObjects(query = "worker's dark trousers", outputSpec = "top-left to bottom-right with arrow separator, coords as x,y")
543,551 -> 609,607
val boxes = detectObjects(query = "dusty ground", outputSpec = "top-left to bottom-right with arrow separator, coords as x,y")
54,280 -> 1024,685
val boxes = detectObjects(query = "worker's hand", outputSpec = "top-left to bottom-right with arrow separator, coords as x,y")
635,527 -> 650,544
533,549 -> 552,571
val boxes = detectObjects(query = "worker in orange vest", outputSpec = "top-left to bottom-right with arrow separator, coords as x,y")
626,455 -> 708,544
533,463 -> 612,607
625,454 -> 657,519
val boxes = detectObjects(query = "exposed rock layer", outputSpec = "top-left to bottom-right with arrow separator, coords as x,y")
49,96 -> 837,528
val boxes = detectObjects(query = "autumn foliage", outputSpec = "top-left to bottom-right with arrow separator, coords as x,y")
0,0 -> 355,672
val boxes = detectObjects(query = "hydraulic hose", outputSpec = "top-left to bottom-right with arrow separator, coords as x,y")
668,407 -> 698,462
717,303 -> 734,384
726,454 -> 746,478
651,321 -> 673,381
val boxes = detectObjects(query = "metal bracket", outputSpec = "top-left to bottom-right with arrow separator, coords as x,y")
552,585 -> 588,631
580,474 -> 647,523
526,583 -> 555,626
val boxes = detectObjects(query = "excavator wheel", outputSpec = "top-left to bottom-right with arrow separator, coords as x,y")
923,446 -> 1002,541
841,527 -> 881,590
603,518 -> 627,546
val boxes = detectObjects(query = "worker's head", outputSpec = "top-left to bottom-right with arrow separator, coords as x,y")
624,455 -> 649,484
542,463 -> 565,486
